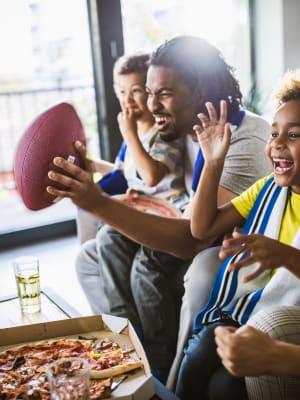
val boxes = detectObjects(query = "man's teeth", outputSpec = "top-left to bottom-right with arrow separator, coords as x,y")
155,116 -> 168,123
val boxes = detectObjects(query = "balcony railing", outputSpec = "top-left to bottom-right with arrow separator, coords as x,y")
0,86 -> 100,243
0,85 -> 98,174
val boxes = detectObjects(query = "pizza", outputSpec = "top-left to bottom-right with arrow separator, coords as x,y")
0,337 -> 143,399
114,194 -> 181,218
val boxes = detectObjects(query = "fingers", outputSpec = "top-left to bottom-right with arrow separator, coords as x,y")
74,141 -> 88,170
193,124 -> 204,146
232,230 -> 246,239
206,102 -> 218,124
193,123 -> 203,136
219,99 -> 228,124
47,171 -> 76,196
119,107 -> 134,118
125,107 -> 133,116
227,254 -> 254,272
197,112 -> 210,129
221,233 -> 251,253
224,122 -> 232,143
222,244 -> 265,281
47,156 -> 90,189
219,236 -> 247,260
241,265 -> 263,282
224,231 -> 248,245
215,325 -> 237,339
53,156 -> 84,176
195,100 -> 228,130
74,140 -> 86,156
214,326 -> 238,366
46,184 -> 71,198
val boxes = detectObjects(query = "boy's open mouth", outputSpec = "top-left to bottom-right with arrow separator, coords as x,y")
273,157 -> 294,173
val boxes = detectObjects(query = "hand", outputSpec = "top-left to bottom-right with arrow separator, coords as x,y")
117,108 -> 138,141
74,140 -> 97,173
215,325 -> 277,376
219,230 -> 284,282
193,100 -> 231,163
47,156 -> 103,212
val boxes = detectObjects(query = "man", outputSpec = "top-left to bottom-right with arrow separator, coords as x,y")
47,36 -> 271,383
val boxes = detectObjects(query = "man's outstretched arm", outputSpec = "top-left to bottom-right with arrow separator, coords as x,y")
47,156 -> 210,259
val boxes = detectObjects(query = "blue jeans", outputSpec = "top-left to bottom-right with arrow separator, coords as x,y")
175,320 -> 248,400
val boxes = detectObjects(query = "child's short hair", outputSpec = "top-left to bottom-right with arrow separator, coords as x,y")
273,69 -> 300,106
113,53 -> 149,81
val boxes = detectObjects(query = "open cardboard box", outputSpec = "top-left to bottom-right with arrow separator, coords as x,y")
0,314 -> 155,400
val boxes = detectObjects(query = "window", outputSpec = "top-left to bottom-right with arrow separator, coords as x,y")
0,0 -> 98,244
120,0 -> 251,95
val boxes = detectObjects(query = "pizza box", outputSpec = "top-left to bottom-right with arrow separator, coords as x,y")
0,314 -> 155,400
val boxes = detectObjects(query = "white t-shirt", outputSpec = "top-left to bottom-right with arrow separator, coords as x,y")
118,126 -> 186,203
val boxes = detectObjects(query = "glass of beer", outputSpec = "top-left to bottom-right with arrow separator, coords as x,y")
13,256 -> 41,314
47,358 -> 90,399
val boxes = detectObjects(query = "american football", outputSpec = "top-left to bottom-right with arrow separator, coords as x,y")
14,102 -> 86,210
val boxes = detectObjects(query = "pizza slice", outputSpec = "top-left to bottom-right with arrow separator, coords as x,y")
89,339 -> 143,379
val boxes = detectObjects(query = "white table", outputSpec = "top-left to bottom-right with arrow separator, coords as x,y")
0,286 -> 81,328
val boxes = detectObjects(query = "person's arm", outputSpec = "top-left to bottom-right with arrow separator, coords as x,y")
118,109 -> 168,186
77,146 -> 114,177
90,159 -> 114,175
190,101 -> 244,240
215,325 -> 300,377
47,154 -> 211,260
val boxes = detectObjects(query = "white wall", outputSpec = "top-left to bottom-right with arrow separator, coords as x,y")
254,0 -> 283,118
283,0 -> 300,69
254,0 -> 300,119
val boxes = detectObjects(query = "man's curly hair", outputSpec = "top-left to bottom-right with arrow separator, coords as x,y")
149,36 -> 242,120
272,69 -> 300,107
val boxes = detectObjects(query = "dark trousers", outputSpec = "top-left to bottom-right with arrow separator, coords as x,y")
98,225 -> 191,369
175,320 -> 248,400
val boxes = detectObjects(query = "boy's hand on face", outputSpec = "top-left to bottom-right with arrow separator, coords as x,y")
193,100 -> 231,164
219,230 -> 285,282
117,108 -> 138,141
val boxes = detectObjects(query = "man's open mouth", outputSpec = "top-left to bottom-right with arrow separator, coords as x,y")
154,115 -> 170,127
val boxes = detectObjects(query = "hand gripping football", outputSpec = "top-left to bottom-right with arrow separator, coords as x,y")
14,102 -> 86,210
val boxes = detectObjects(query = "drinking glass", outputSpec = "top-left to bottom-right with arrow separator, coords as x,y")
47,358 -> 90,400
13,256 -> 41,314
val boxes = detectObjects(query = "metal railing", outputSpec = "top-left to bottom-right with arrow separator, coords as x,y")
0,85 -> 99,173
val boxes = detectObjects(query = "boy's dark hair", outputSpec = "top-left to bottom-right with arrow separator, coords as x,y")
149,36 -> 242,119
273,69 -> 300,106
113,53 -> 150,79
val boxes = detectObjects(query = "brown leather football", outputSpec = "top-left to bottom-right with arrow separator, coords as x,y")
14,102 -> 86,210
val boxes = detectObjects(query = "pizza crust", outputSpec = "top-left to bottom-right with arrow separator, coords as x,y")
114,194 -> 181,218
90,359 -> 143,379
